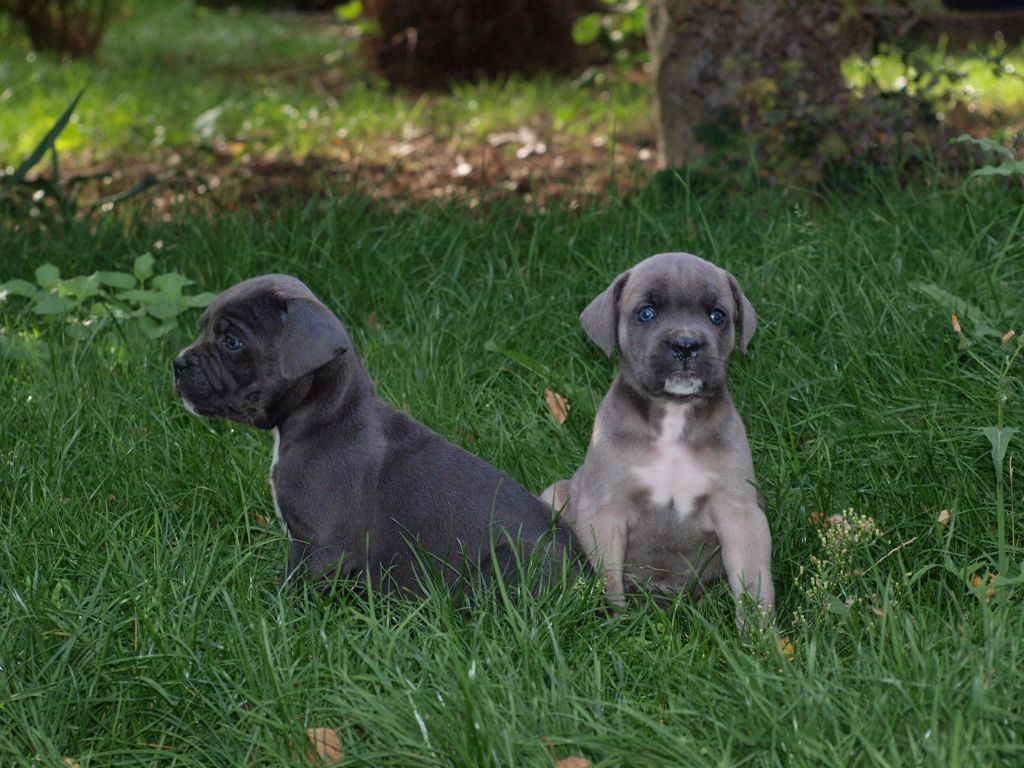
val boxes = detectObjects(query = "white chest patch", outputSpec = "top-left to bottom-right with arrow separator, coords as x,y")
631,404 -> 714,519
270,428 -> 288,535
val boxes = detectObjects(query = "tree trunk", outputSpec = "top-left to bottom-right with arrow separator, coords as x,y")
646,0 -> 856,169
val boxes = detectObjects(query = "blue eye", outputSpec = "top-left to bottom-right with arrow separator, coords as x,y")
636,305 -> 657,323
223,334 -> 243,352
709,309 -> 726,326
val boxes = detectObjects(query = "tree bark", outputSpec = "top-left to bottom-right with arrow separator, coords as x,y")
646,0 -> 857,170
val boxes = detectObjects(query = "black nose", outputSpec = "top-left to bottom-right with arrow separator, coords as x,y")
670,337 -> 702,360
173,356 -> 188,379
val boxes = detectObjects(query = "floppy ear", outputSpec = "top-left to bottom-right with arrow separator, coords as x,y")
728,273 -> 757,354
278,297 -> 350,379
580,271 -> 630,357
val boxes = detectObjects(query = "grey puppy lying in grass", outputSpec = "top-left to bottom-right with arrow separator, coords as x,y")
543,253 -> 774,626
173,274 -> 579,593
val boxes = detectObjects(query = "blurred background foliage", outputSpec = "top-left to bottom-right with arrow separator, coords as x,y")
0,0 -> 1021,215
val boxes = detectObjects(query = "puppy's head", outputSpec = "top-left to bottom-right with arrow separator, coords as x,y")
580,252 -> 756,401
173,274 -> 350,429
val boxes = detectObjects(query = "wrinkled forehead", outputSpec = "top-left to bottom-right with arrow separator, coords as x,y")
199,274 -> 314,328
621,253 -> 731,310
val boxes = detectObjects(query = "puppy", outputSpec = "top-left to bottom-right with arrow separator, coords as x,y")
174,274 -> 578,593
543,253 -> 774,621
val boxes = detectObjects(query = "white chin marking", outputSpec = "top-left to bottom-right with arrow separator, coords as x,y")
664,377 -> 702,396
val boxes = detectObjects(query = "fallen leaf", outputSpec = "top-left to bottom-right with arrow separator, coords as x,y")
63,759 -> 81,768
951,313 -> 962,334
255,514 -> 271,527
826,514 -> 848,530
545,388 -> 570,425
307,727 -> 343,766
971,573 -> 998,603
1002,329 -> 1017,345
937,509 -> 950,527
779,637 -> 795,660
452,155 -> 473,178
555,758 -> 592,768
808,511 -> 823,527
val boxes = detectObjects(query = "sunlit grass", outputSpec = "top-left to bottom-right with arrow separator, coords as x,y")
4,1 -> 1021,173
0,0 -> 650,166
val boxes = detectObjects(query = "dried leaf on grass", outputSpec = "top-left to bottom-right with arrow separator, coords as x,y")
306,727 -> 343,766
63,759 -> 81,768
541,736 -> 591,768
779,637 -> 795,660
255,514 -> 271,527
545,388 -> 570,425
937,509 -> 950,527
555,758 -> 592,768
972,573 -> 998,603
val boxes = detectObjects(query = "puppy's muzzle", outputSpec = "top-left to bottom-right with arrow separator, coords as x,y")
670,336 -> 702,362
172,354 -> 188,381
173,351 -> 214,396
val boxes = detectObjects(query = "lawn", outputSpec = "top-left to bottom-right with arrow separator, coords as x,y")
2,171 -> 1022,765
0,0 -> 651,174
3,0 -> 1023,208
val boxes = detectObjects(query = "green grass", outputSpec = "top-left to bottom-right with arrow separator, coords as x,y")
4,1 -> 1023,176
0,0 -> 651,165
2,174 -> 1023,766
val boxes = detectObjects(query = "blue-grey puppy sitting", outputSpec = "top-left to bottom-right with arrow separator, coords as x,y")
542,253 -> 773,626
173,274 -> 578,592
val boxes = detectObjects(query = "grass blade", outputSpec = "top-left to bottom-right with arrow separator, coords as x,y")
8,89 -> 85,185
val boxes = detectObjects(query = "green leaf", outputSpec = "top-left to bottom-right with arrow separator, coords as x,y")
970,160 -> 1024,179
116,289 -> 162,305
827,595 -> 851,618
572,13 -> 603,45
0,279 -> 39,299
335,0 -> 362,21
35,264 -> 60,289
150,272 -> 194,298
910,282 -> 994,337
982,426 -> 1018,470
139,317 -> 179,339
9,89 -> 84,184
59,274 -> 102,300
96,271 -> 137,290
951,134 -> 1015,160
133,253 -> 156,282
184,292 -> 216,308
146,302 -> 185,321
32,292 -> 76,315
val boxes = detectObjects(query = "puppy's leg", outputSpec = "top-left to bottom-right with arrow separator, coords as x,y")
712,504 -> 775,628
576,508 -> 628,605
